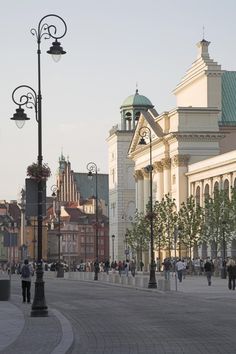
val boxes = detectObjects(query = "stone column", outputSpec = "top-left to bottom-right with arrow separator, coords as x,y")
134,170 -> 144,212
142,168 -> 150,212
190,181 -> 195,197
162,157 -> 171,196
153,161 -> 164,201
171,154 -> 189,208
200,180 -> 204,207
209,178 -> 213,197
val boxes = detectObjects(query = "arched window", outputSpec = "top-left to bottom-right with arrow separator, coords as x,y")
224,179 -> 230,199
135,111 -> 141,121
125,112 -> 131,119
204,184 -> 210,203
214,181 -> 219,198
125,112 -> 132,130
196,186 -> 200,206
224,179 -> 229,191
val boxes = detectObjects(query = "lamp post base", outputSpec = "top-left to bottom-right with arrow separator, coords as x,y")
57,263 -> 64,278
94,260 -> 99,281
221,267 -> 227,279
31,264 -> 48,317
148,267 -> 157,289
94,270 -> 98,280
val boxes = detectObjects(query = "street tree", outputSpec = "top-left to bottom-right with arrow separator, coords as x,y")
157,194 -> 178,257
125,210 -> 150,265
178,195 -> 204,263
203,189 -> 232,258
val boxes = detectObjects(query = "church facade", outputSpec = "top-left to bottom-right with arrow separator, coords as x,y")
109,39 -> 236,262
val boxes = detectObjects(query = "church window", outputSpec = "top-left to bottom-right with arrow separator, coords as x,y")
172,174 -> 176,184
196,186 -> 200,206
204,184 -> 209,203
223,179 -> 229,197
214,181 -> 219,196
125,112 -> 132,119
135,111 -> 141,121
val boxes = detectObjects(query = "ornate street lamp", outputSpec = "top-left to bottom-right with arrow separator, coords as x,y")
87,162 -> 99,280
139,126 -> 157,289
51,184 -> 64,278
10,14 -> 67,317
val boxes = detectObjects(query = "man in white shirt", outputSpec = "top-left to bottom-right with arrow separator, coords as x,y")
175,259 -> 186,283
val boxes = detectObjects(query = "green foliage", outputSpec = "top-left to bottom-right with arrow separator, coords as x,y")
125,210 -> 150,254
154,194 -> 178,256
229,187 -> 236,233
178,195 -> 204,256
203,189 -> 233,255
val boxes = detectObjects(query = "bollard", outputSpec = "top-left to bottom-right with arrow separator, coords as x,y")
0,279 -> 10,301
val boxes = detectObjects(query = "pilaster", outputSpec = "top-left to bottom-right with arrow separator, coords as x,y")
153,161 -> 164,201
162,157 -> 171,196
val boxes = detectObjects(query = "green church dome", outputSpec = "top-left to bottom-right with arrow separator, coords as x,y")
121,89 -> 153,108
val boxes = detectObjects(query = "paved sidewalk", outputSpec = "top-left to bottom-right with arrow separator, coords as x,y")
0,284 -> 74,354
169,272 -> 233,295
0,272 -> 234,353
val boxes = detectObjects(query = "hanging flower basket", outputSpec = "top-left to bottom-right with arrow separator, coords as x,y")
27,162 -> 51,181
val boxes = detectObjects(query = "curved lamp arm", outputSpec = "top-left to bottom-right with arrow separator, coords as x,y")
11,85 -> 37,128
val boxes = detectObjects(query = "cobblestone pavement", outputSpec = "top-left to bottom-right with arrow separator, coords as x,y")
6,273 -> 236,354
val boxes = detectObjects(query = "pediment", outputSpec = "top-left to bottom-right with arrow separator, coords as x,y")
128,110 -> 164,156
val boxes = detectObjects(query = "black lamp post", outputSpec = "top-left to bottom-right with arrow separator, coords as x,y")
112,234 -> 115,262
87,162 -> 99,280
139,126 -> 157,289
10,14 -> 67,317
51,184 -> 64,278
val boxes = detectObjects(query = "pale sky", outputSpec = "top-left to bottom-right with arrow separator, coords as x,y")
1,0 -> 236,201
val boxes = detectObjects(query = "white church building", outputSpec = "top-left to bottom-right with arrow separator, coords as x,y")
108,39 -> 236,262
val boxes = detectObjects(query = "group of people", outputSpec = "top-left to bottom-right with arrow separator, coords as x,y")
99,259 -> 136,277
12,255 -> 236,304
162,258 -> 187,282
162,256 -> 236,289
204,258 -> 236,289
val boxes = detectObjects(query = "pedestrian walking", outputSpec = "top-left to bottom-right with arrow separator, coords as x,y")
118,260 -> 123,276
226,259 -> 236,290
130,260 -> 136,277
139,260 -> 144,271
162,258 -> 171,280
125,260 -> 129,276
21,259 -> 33,303
204,258 -> 213,286
104,259 -> 110,274
175,259 -> 186,282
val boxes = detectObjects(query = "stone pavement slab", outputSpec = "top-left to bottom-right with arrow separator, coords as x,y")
0,290 -> 74,354
0,301 -> 24,352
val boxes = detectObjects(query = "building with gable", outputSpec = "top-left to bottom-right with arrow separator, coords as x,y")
109,39 -> 236,264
